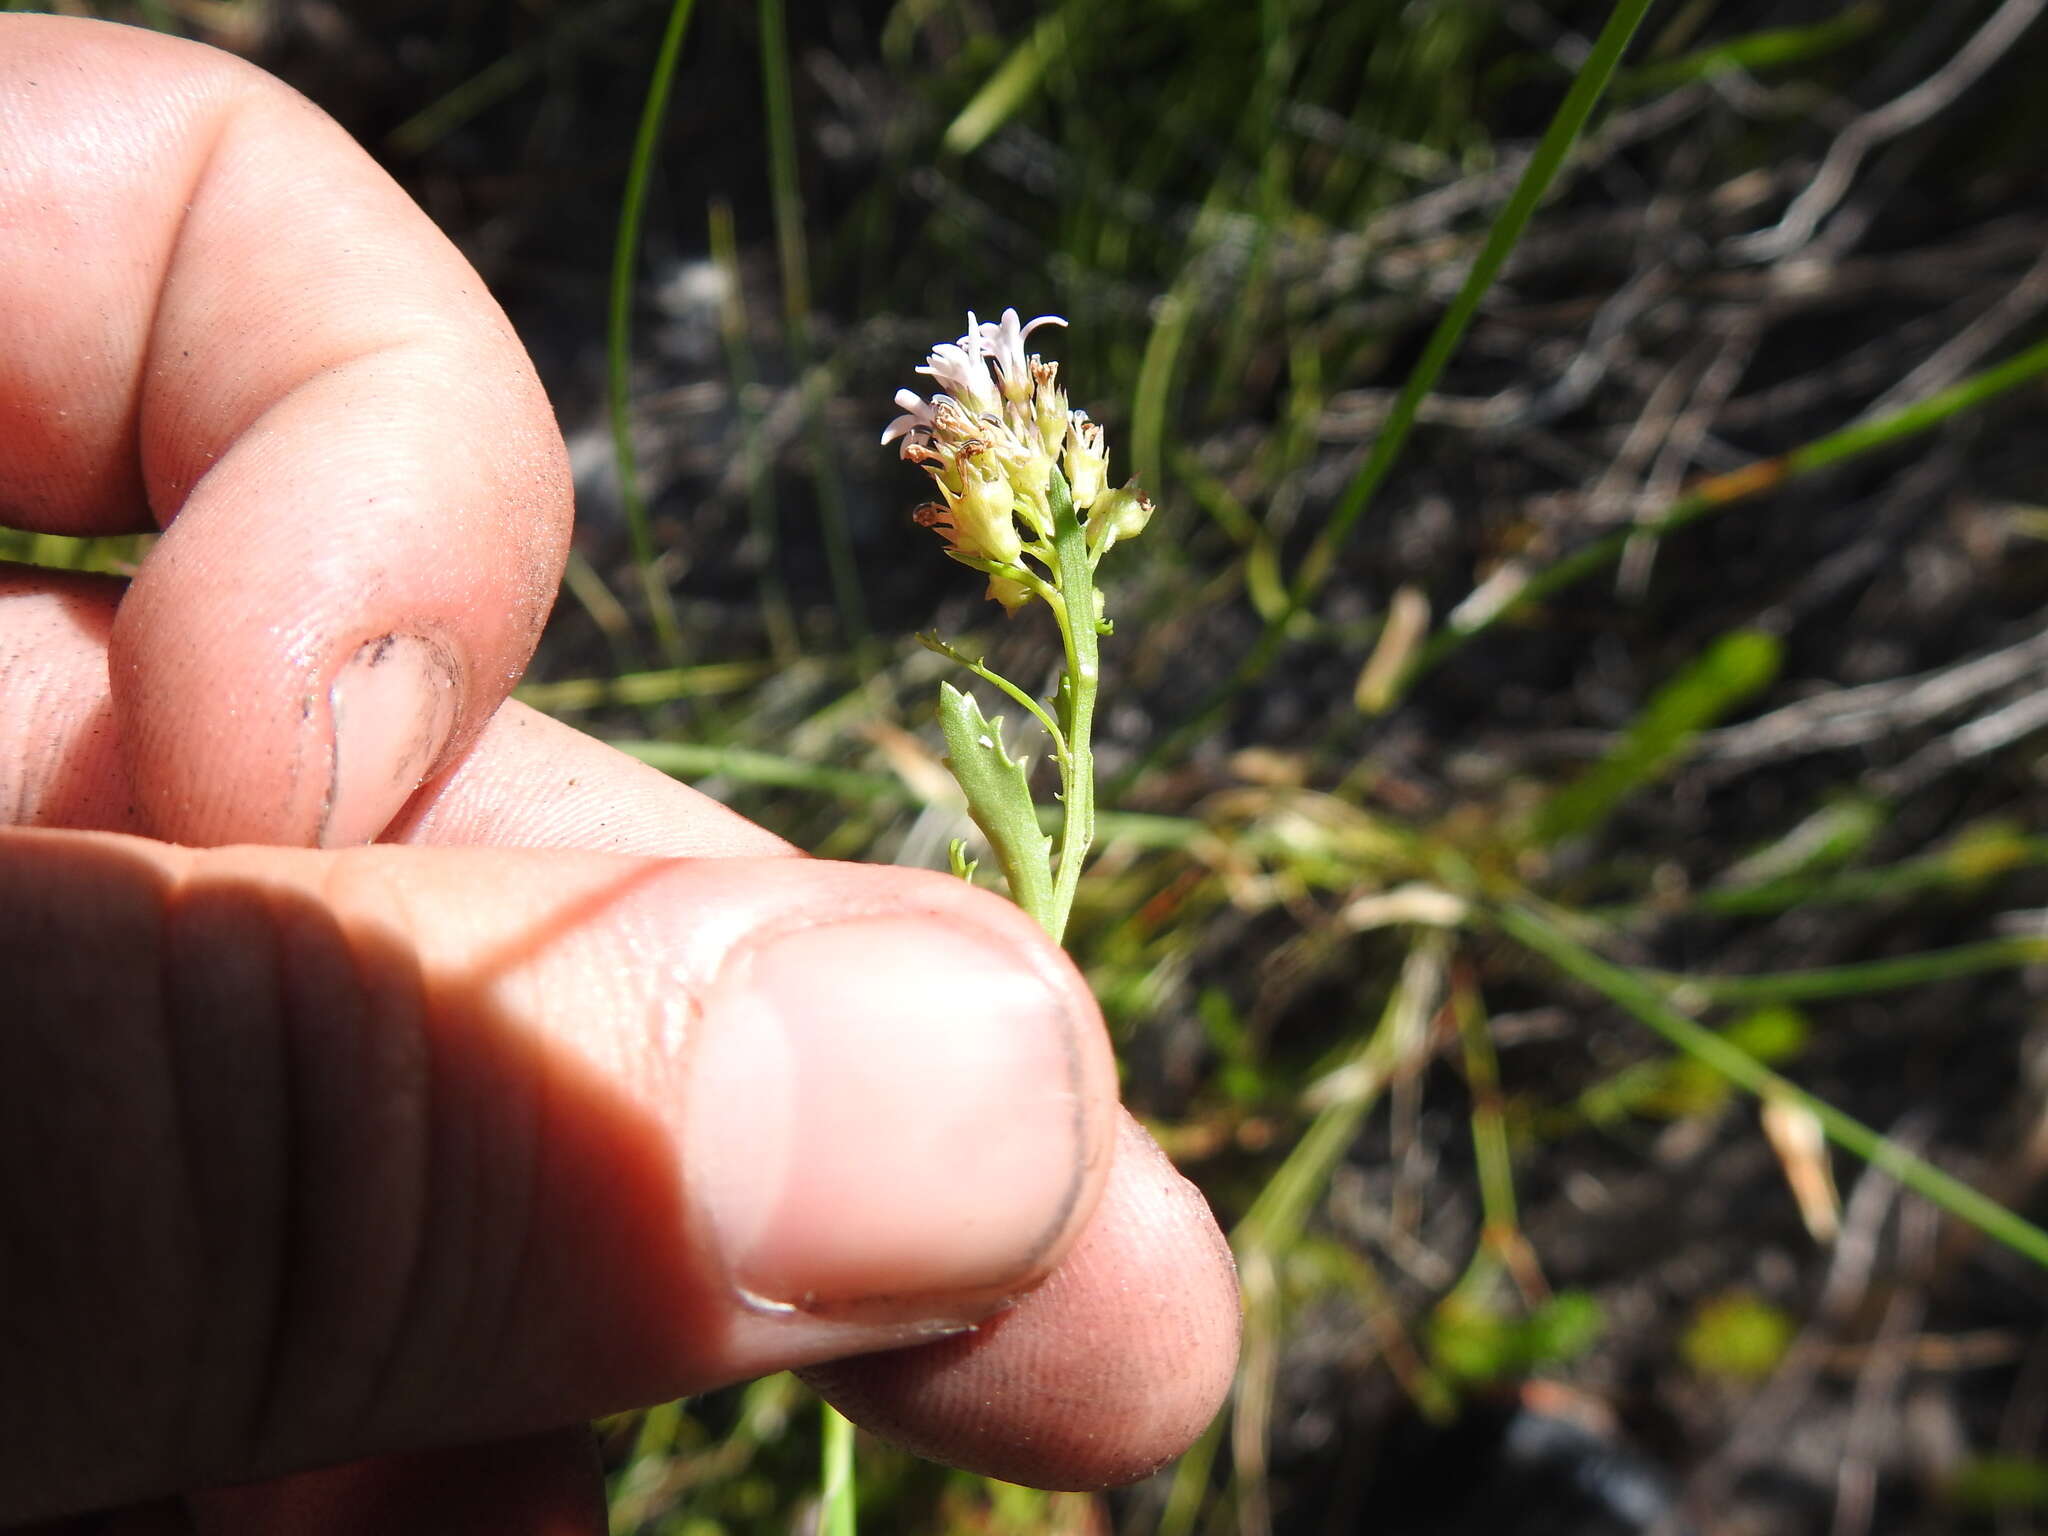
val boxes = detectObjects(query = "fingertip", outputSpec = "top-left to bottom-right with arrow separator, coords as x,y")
802,1112 -> 1242,1490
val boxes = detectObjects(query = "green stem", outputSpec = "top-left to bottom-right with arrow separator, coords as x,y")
608,0 -> 698,669
915,633 -> 1068,759
1046,467 -> 1100,943
819,1401 -> 856,1536
1454,974 -> 1520,1242
1498,900 -> 2048,1272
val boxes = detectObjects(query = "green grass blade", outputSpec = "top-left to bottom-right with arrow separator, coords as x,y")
1398,334 -> 2048,699
1533,629 -> 1780,845
1615,4 -> 1880,98
1159,934 -> 1450,1536
1234,943 -> 1430,1250
1113,0 -> 1656,791
516,660 -> 776,712
1498,901 -> 2048,1273
1689,828 -> 2048,920
385,0 -> 641,155
708,196 -> 801,663
1287,0 -> 1658,606
1131,288 -> 1193,500
609,0 -> 699,669
819,1401 -> 857,1536
942,6 -> 1071,157
1656,936 -> 2048,1007
619,735 -> 1398,868
760,0 -> 870,664
617,739 -> 902,801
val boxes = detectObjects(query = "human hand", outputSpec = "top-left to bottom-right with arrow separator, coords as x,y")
0,16 -> 1238,1533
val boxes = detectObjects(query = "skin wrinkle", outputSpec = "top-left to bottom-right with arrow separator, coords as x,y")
159,863 -> 298,1489
348,863 -> 443,1461
208,897 -> 287,1489
473,1052 -> 545,1433
317,856 -> 548,1466
153,857 -> 210,1491
443,1014 -> 528,1431
302,852 -> 713,1425
349,902 -> 437,1453
242,872 -> 317,1479
221,866 -> 332,1469
127,73 -> 234,531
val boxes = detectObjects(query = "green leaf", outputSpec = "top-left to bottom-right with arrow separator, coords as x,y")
1949,1455 -> 2048,1511
1534,629 -> 1781,845
1717,796 -> 1886,891
1680,1290 -> 1794,1383
1723,1004 -> 1808,1063
1428,1290 -> 1604,1384
1615,5 -> 1881,99
937,683 -> 1056,930
941,7 -> 1071,156
1577,1006 -> 1808,1126
948,838 -> 980,883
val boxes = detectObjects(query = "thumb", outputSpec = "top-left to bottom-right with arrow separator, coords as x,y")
0,829 -> 1114,1526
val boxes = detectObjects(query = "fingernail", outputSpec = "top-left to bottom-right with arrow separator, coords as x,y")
686,915 -> 1091,1319
324,634 -> 458,847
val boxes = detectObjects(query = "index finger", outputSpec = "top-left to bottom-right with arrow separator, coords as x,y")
0,15 -> 572,845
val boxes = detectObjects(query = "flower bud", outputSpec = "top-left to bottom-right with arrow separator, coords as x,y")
985,572 -> 1035,613
1085,483 -> 1153,554
1063,414 -> 1108,510
948,454 -> 1025,565
1031,360 -> 1068,457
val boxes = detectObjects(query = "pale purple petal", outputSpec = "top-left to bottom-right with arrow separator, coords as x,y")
979,309 -> 1066,401
880,387 -> 937,445
916,342 -> 998,414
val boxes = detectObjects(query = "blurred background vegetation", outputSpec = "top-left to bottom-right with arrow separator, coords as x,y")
16,0 -> 2048,1529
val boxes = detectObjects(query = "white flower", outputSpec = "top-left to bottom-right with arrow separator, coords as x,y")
890,306 -> 1147,608
915,310 -> 1002,417
880,388 -> 940,451
974,308 -> 1066,405
886,311 -> 1070,458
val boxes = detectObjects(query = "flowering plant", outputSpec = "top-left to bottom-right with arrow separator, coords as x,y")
884,309 -> 1152,941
